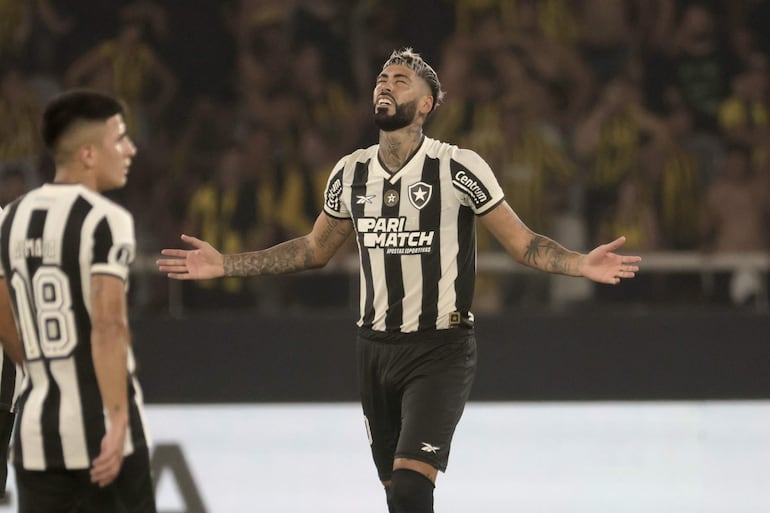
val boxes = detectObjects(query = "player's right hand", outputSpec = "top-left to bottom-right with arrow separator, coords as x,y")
156,234 -> 225,280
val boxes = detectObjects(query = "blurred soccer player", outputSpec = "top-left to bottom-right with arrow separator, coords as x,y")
0,90 -> 156,513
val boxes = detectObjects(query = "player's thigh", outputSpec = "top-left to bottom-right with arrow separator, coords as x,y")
395,334 -> 477,472
358,342 -> 402,479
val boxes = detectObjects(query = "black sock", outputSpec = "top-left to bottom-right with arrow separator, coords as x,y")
388,469 -> 435,513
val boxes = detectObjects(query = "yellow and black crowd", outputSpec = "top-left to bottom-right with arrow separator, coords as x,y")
2,0 -> 769,311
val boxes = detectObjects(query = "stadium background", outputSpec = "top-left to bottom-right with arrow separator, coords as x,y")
1,0 -> 769,511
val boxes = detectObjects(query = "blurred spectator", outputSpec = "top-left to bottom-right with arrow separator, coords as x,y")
718,51 -> 770,170
275,126 -> 356,309
494,95 -> 575,235
489,92 -> 577,308
455,0 -> 514,34
594,167 -> 663,304
291,0 -> 357,88
232,1 -> 293,93
290,43 -> 368,156
573,75 -> 669,244
167,96 -> 241,238
507,0 -> 595,128
576,0 -> 635,84
0,65 -> 44,187
597,176 -> 661,252
158,0 -> 236,103
183,144 -> 258,309
0,0 -> 72,77
65,7 -> 177,143
275,128 -> 335,238
657,3 -> 739,133
424,39 -> 474,144
656,92 -> 703,250
0,166 -> 27,208
235,125 -> 283,249
701,144 -> 770,305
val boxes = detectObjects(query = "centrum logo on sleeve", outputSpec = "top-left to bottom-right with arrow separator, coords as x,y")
452,169 -> 490,207
357,217 -> 435,255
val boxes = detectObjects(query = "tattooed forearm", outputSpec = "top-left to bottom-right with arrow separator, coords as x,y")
223,238 -> 316,277
523,235 -> 578,275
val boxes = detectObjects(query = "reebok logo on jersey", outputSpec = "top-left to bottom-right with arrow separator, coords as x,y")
356,194 -> 375,204
408,181 -> 432,210
420,442 -> 440,454
452,169 -> 490,207
357,216 -> 435,255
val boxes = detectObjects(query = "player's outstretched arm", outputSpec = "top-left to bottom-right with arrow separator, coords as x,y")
480,201 -> 641,284
157,213 -> 354,280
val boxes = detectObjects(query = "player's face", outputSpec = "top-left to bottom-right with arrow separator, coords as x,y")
373,65 -> 431,131
93,114 -> 136,191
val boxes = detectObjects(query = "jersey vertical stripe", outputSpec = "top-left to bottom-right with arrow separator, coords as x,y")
382,179 -> 404,331
323,138 -> 504,334
417,157 -> 441,331
454,205 -> 476,316
0,184 -> 147,471
351,161 -> 376,327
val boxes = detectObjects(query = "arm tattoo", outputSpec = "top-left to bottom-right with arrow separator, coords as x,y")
523,235 -> 573,275
223,238 -> 315,277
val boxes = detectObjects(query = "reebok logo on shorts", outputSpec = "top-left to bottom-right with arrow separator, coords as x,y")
420,442 -> 440,454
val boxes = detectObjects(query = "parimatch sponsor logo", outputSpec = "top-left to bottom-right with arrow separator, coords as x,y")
357,217 -> 435,255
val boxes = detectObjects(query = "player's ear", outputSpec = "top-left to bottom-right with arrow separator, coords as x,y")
78,143 -> 96,169
420,95 -> 434,115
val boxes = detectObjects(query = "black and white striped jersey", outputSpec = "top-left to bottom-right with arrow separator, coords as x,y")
323,136 -> 505,333
0,184 -> 149,471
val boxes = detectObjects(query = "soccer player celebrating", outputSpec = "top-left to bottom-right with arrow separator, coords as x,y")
158,48 -> 641,513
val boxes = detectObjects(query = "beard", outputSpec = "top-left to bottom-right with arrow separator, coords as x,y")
374,99 -> 418,132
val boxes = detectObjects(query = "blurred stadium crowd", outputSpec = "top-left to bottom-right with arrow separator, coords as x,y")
1,0 -> 770,313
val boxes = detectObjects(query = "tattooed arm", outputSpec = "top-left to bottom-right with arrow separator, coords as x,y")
480,201 -> 640,284
157,213 -> 354,280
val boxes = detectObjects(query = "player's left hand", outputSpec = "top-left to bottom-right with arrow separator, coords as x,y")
580,236 -> 641,285
90,420 -> 127,487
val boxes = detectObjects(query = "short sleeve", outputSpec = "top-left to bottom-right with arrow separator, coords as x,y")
450,148 -> 505,215
322,157 -> 350,219
91,208 -> 135,281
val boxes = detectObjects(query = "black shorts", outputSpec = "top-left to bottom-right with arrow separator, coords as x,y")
357,327 -> 477,481
15,446 -> 156,513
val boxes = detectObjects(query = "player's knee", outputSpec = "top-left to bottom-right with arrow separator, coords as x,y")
387,468 -> 435,513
